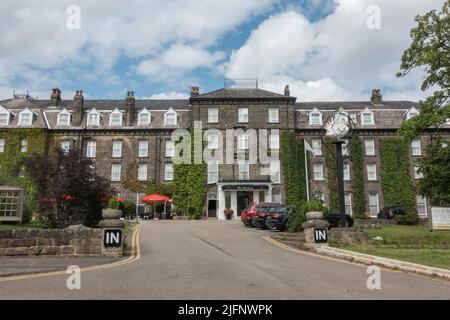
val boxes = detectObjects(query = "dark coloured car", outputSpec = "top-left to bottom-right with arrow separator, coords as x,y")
252,206 -> 284,229
265,206 -> 290,231
327,212 -> 354,228
377,206 -> 406,220
241,202 -> 283,226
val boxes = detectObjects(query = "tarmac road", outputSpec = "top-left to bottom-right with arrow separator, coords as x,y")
0,220 -> 448,299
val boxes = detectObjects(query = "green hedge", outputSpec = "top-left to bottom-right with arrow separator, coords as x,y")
350,136 -> 366,218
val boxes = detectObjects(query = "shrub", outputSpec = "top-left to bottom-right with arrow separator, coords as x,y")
288,200 -> 327,232
107,198 -> 121,210
395,212 -> 420,226
120,200 -> 136,217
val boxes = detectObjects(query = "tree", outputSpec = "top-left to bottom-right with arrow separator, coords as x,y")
397,1 -> 450,138
22,148 -> 113,228
416,139 -> 450,205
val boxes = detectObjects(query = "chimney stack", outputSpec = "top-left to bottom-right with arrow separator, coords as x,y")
371,89 -> 382,105
72,90 -> 84,126
284,85 -> 290,97
125,90 -> 136,126
50,88 -> 62,106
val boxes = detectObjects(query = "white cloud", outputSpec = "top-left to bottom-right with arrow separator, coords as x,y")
226,0 -> 443,101
149,91 -> 190,100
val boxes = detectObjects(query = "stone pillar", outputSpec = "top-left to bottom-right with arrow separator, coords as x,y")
99,209 -> 125,257
253,190 -> 260,203
218,185 -> 225,221
231,191 -> 237,219
302,211 -> 330,249
266,185 -> 273,202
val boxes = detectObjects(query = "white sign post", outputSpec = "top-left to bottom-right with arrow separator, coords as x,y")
431,207 -> 450,230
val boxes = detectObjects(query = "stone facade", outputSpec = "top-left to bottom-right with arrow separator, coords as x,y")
1,85 -> 449,220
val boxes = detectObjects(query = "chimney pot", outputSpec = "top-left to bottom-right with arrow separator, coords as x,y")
371,89 -> 382,105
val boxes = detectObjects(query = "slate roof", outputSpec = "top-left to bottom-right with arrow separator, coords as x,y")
190,88 -> 296,101
296,101 -> 420,110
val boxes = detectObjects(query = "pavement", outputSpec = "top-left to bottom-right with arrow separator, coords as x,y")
0,220 -> 449,299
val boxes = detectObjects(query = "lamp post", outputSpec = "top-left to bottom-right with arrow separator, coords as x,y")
324,110 -> 351,228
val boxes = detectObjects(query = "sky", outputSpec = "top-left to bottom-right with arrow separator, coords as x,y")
0,0 -> 444,102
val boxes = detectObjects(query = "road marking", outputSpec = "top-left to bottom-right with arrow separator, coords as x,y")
262,235 -> 450,285
0,224 -> 142,282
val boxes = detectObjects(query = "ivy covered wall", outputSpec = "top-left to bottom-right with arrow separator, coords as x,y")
380,138 -> 416,214
0,129 -> 50,222
324,138 -> 339,212
350,136 -> 366,218
280,132 -> 307,210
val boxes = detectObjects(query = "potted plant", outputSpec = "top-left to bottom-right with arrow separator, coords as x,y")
102,197 -> 123,220
224,208 -> 234,220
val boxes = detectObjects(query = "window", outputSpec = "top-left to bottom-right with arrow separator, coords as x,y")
270,161 -> 281,183
208,108 -> 219,123
406,107 -> 419,120
416,195 -> 427,217
411,138 -> 421,156
238,160 -> 249,180
0,138 -> 5,153
60,141 -> 70,154
165,140 -> 175,157
344,193 -> 352,216
237,134 -> 249,150
268,107 -> 279,123
20,139 -> 27,153
165,164 -> 174,181
361,108 -> 374,125
269,131 -> 280,149
138,109 -> 151,126
238,108 -> 249,123
86,141 -> 96,158
312,139 -> 322,156
343,164 -> 351,181
138,140 -> 149,157
112,141 -> 122,158
57,109 -> 71,126
19,110 -> 32,126
367,164 -> 377,181
87,110 -> 100,126
111,164 -> 121,182
342,140 -> 349,156
164,109 -> 177,126
207,133 -> 219,150
309,109 -> 322,125
313,164 -> 324,181
0,110 -> 10,126
414,165 -> 423,179
109,109 -> 123,126
138,164 -> 148,181
272,192 -> 281,203
368,193 -> 379,217
365,139 -> 375,156
207,161 -> 218,184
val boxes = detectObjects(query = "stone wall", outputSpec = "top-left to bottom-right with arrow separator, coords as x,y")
329,228 -> 369,245
0,225 -> 102,257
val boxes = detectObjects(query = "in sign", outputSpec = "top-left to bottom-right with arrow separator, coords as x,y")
104,229 -> 122,247
314,228 -> 328,243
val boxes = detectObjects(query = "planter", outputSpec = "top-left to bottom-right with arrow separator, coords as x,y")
102,209 -> 122,220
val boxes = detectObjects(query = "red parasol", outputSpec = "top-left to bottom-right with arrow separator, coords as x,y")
141,194 -> 171,203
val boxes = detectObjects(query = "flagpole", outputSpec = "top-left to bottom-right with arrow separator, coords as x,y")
304,139 -> 310,202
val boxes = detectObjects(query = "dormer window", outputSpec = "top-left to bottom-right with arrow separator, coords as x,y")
109,108 -> 123,127
138,108 -> 151,126
309,108 -> 322,125
360,107 -> 375,125
18,108 -> 33,126
164,108 -> 178,126
57,109 -> 71,126
87,109 -> 100,126
406,107 -> 419,120
0,106 -> 10,126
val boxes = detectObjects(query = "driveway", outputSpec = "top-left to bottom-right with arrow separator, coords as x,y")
0,220 -> 448,299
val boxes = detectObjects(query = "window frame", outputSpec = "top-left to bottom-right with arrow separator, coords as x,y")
368,193 -> 379,217
312,139 -> 322,156
268,107 -> 279,123
57,109 -> 71,126
87,109 -> 100,126
238,160 -> 249,180
111,164 -> 122,182
411,138 -> 422,156
138,164 -> 148,181
366,163 -> 377,181
112,140 -> 123,158
365,139 -> 375,156
165,140 -> 175,158
309,108 -> 323,126
207,160 -> 219,184
0,138 -> 5,153
18,109 -> 33,126
138,109 -> 151,126
86,141 -> 97,158
165,164 -> 174,181
360,108 -> 375,126
138,140 -> 149,158
238,107 -> 249,123
208,108 -> 219,123
269,131 -> 280,150
164,109 -> 178,126
313,163 -> 324,181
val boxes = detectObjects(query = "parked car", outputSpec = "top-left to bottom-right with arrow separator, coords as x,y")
252,206 -> 285,229
241,202 -> 283,226
327,212 -> 354,228
377,206 -> 406,220
265,206 -> 290,231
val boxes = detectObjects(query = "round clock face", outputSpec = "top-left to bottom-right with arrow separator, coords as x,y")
324,112 -> 350,140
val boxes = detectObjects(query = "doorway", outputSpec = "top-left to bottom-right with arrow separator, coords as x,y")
237,191 -> 253,216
